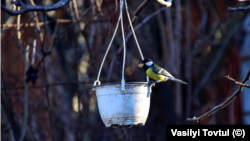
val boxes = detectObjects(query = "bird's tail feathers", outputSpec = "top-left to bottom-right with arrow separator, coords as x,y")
169,77 -> 188,85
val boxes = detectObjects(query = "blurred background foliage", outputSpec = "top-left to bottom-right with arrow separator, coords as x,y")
1,0 -> 250,140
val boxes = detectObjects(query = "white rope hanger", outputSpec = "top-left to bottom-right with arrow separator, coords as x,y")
93,0 -> 150,91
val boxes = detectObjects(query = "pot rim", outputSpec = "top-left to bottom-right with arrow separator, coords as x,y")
92,81 -> 150,88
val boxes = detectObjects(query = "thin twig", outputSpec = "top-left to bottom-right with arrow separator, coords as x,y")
72,0 -> 80,20
35,23 -> 59,69
69,2 -> 75,22
17,6 -> 21,45
1,19 -> 83,28
1,106 -> 15,141
19,45 -> 30,141
27,100 -> 44,126
0,62 -> 15,141
225,75 -> 250,88
43,57 -> 55,141
29,0 -> 44,43
187,68 -> 250,122
1,12 -> 42,46
42,12 -> 47,53
82,31 -> 97,78
96,0 -> 102,13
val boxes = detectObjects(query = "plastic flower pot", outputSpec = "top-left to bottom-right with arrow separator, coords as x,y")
93,82 -> 153,128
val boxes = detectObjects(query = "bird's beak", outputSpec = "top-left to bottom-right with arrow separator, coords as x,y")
138,63 -> 144,68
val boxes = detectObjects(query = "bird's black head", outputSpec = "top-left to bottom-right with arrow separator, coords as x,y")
142,58 -> 153,66
138,58 -> 154,71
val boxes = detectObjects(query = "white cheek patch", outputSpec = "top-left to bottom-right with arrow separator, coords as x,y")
145,62 -> 153,66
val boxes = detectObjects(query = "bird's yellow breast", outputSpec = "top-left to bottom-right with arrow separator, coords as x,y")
146,68 -> 166,82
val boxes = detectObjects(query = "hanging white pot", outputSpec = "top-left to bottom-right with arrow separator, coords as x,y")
92,0 -> 154,128
93,82 -> 153,127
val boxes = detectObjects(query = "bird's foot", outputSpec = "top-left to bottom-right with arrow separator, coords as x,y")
148,81 -> 154,83
148,81 -> 157,87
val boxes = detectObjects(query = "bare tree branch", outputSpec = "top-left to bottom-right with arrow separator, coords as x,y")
1,0 -> 71,15
187,68 -> 250,122
225,75 -> 250,88
125,0 -> 151,34
227,5 -> 250,11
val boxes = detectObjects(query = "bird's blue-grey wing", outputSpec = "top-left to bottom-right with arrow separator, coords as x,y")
151,63 -> 187,84
151,64 -> 174,77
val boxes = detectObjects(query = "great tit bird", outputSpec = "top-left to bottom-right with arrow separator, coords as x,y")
138,58 -> 187,85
